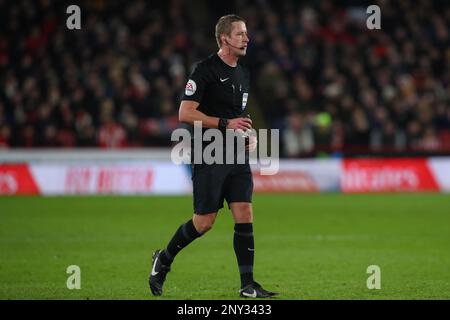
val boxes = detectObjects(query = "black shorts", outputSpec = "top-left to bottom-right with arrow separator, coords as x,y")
192,163 -> 253,214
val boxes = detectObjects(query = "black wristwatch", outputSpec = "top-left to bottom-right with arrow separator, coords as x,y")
218,118 -> 229,130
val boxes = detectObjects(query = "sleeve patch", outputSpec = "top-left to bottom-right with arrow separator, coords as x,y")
185,79 -> 197,96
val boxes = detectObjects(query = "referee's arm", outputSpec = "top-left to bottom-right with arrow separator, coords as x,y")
179,101 -> 252,130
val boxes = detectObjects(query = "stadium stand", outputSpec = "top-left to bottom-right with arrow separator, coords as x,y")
0,0 -> 449,157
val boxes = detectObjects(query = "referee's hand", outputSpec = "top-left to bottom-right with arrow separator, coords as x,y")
227,117 -> 252,130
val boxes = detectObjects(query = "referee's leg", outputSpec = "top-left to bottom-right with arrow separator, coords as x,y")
156,212 -> 217,266
149,212 -> 216,296
161,212 -> 217,266
230,202 -> 255,289
230,202 -> 278,297
149,163 -> 225,296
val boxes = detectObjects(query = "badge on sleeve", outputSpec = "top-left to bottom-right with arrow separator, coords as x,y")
185,80 -> 197,96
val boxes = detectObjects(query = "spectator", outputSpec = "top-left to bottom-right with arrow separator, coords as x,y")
283,112 -> 314,157
0,124 -> 11,148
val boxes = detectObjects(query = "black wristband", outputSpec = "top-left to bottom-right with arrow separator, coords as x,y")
218,118 -> 228,130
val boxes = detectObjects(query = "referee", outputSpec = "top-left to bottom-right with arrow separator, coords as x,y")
149,14 -> 277,298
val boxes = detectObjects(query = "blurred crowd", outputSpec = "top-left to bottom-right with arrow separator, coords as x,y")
0,0 -> 449,157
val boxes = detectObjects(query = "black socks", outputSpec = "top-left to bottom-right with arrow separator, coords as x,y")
160,219 -> 202,266
233,223 -> 254,288
159,219 -> 255,289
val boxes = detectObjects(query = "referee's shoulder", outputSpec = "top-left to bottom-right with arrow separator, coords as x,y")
193,54 -> 216,70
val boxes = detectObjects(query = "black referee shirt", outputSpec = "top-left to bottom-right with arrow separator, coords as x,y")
181,53 -> 250,119
181,53 -> 251,163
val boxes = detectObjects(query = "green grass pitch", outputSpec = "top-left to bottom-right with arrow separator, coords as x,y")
1,194 -> 450,300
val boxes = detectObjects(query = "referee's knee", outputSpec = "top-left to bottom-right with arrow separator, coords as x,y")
193,213 -> 216,234
230,203 -> 253,223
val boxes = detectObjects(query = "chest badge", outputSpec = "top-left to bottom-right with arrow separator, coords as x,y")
242,92 -> 248,109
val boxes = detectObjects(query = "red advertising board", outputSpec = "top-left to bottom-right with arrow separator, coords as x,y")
342,158 -> 439,192
96,167 -> 154,193
252,170 -> 319,193
0,164 -> 40,195
64,166 -> 154,193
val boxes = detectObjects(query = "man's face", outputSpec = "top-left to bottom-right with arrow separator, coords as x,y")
225,21 -> 249,56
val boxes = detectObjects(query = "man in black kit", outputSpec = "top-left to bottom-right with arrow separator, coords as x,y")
149,14 -> 278,298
